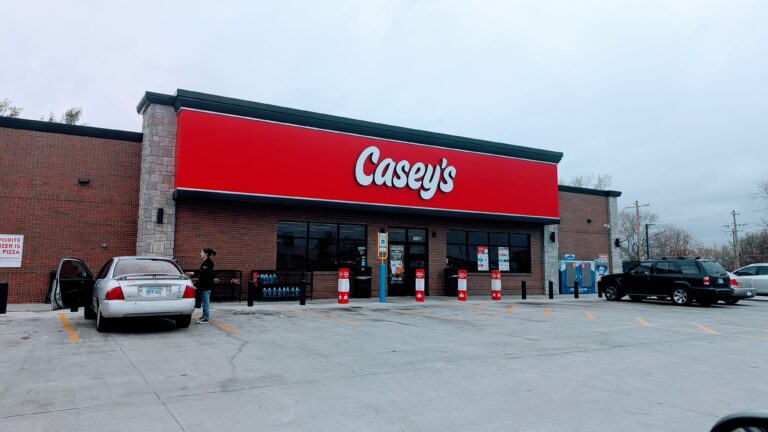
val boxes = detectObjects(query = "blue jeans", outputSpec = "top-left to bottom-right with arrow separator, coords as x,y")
202,290 -> 211,320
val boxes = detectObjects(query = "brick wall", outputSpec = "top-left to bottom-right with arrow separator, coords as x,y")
557,191 -> 612,266
174,199 -> 546,300
0,121 -> 616,304
0,126 -> 141,303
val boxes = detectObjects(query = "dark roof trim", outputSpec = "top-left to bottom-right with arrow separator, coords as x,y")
139,89 -> 564,164
558,185 -> 622,197
174,188 -> 561,225
136,91 -> 175,114
0,116 -> 142,142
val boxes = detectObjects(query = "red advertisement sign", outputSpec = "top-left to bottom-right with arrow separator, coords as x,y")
175,109 -> 559,220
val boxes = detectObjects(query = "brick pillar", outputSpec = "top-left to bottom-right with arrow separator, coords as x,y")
543,224 -> 559,294
136,104 -> 177,256
608,196 -> 621,274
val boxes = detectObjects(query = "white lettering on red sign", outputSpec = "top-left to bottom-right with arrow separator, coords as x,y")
415,269 -> 425,292
354,146 -> 456,200
458,270 -> 467,292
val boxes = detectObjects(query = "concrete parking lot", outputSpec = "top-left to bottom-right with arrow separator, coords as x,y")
1,295 -> 767,432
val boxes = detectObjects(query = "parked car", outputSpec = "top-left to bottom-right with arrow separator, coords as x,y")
600,257 -> 732,306
731,263 -> 768,295
719,271 -> 756,304
50,256 -> 196,332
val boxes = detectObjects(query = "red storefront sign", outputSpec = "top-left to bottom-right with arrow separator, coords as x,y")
175,109 -> 559,220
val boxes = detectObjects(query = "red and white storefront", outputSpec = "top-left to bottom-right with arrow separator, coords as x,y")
0,89 -> 621,302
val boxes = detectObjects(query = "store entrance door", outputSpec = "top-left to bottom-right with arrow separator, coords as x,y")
387,227 -> 428,297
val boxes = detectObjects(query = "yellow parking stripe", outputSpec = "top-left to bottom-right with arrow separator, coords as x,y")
211,320 -> 239,334
545,308 -> 552,317
505,304 -> 516,313
409,311 -> 465,321
586,312 -> 596,321
302,310 -> 359,326
693,323 -> 719,335
58,313 -> 79,343
636,317 -> 652,327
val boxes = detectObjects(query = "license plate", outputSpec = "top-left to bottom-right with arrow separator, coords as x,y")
717,278 -> 723,284
747,291 -> 753,296
142,288 -> 165,297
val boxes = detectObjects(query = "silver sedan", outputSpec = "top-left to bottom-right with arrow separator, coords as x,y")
51,256 -> 196,332
731,264 -> 768,296
722,272 -> 756,304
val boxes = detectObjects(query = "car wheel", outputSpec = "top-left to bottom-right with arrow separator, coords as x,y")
84,304 -> 96,320
604,286 -> 621,301
671,288 -> 692,306
629,295 -> 645,302
725,299 -> 739,305
176,315 -> 192,328
96,307 -> 112,333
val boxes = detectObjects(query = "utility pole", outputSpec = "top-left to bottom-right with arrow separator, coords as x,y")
723,210 -> 747,268
645,223 -> 655,260
627,201 -> 650,261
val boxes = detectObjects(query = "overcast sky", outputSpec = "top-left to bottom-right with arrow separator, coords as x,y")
3,0 -> 766,246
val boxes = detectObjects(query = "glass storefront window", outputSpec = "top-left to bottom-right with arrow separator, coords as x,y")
277,221 -> 366,271
447,229 -> 531,273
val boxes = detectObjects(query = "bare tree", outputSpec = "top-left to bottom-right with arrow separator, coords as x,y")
592,174 -> 613,190
756,180 -> 768,227
738,230 -> 768,267
0,98 -> 23,118
60,107 -> 83,125
2,98 -> 84,124
617,209 -> 658,261
42,107 -> 84,125
561,174 -> 613,190
756,180 -> 768,200
653,225 -> 699,258
694,244 -> 734,269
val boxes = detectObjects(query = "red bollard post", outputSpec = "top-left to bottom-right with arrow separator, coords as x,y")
491,270 -> 502,301
457,270 -> 467,301
415,269 -> 425,302
338,268 -> 350,304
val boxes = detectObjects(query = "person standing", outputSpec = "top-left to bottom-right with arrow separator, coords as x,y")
196,248 -> 216,323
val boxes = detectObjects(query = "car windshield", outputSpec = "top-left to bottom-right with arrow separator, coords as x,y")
113,259 -> 182,277
700,261 -> 727,276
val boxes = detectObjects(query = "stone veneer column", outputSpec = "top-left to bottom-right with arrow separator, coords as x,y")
543,224 -> 559,295
136,104 -> 177,256
608,196 -> 621,274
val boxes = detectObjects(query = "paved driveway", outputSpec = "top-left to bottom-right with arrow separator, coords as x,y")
2,296 -> 767,431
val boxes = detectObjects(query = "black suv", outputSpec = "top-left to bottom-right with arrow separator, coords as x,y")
598,258 -> 732,306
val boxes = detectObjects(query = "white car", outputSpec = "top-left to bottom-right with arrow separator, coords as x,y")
51,256 -> 196,332
722,272 -> 756,304
731,264 -> 768,296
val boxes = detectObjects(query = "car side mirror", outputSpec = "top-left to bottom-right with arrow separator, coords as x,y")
711,411 -> 768,432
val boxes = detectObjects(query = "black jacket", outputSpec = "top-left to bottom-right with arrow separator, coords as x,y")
197,258 -> 214,291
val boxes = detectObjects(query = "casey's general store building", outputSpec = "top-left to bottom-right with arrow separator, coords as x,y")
0,90 -> 621,303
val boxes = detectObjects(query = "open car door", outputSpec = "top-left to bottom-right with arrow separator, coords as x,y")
51,258 -> 94,311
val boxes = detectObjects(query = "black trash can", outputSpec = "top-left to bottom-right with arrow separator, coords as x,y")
350,267 -> 372,298
444,268 -> 458,297
0,281 -> 8,314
